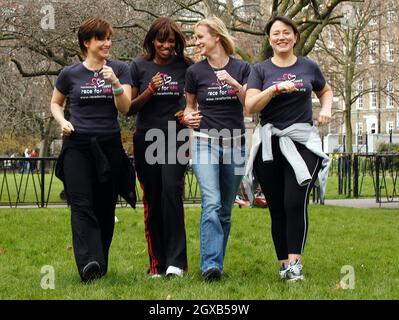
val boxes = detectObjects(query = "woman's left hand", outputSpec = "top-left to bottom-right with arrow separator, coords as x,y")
100,63 -> 119,85
316,109 -> 331,127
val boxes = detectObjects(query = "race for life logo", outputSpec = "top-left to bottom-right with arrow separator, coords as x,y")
80,73 -> 112,99
275,73 -> 305,92
154,73 -> 179,96
206,73 -> 237,101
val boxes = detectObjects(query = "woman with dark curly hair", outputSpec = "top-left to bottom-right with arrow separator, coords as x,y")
129,17 -> 193,278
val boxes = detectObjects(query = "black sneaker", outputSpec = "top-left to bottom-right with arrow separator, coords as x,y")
203,268 -> 222,282
81,261 -> 102,283
279,263 -> 289,280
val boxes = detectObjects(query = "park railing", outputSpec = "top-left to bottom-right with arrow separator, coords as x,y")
1,154 -> 397,208
329,153 -> 398,204
0,157 -> 202,208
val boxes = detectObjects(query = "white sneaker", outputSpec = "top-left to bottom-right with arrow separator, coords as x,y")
166,266 -> 184,277
115,216 -> 119,223
286,260 -> 305,282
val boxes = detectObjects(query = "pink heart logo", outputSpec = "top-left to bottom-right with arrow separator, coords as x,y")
163,75 -> 172,85
287,73 -> 296,81
96,79 -> 105,87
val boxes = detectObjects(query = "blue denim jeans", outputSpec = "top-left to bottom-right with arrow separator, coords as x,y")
191,135 -> 246,274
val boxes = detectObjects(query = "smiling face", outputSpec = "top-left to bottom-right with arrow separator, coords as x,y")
268,20 -> 297,55
154,32 -> 176,62
194,25 -> 218,57
84,34 -> 111,59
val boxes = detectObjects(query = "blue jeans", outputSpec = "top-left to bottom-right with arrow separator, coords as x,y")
191,136 -> 246,274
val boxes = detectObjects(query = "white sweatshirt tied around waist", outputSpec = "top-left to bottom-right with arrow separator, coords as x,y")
243,122 -> 330,203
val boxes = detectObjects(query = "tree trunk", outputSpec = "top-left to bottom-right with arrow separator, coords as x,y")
39,117 -> 55,157
344,102 -> 353,154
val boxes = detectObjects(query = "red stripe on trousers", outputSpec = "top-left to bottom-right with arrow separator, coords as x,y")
140,182 -> 158,275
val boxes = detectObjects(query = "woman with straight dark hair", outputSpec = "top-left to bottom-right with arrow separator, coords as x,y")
245,16 -> 332,282
51,17 -> 136,283
129,17 -> 192,278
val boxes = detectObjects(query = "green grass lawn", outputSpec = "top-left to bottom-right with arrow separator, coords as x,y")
0,205 -> 398,300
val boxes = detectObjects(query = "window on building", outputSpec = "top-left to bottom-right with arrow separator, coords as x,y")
371,123 -> 376,134
356,43 -> 363,64
356,123 -> 364,145
387,10 -> 395,23
387,80 -> 394,108
369,79 -> 377,109
387,45 -> 394,63
369,40 -> 377,64
386,121 -> 394,134
369,14 -> 378,26
356,80 -> 363,109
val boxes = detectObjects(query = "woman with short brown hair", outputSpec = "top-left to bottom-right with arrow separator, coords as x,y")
51,17 -> 135,283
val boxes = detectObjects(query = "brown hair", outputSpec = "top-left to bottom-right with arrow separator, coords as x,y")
142,17 -> 193,65
78,17 -> 113,55
265,16 -> 300,46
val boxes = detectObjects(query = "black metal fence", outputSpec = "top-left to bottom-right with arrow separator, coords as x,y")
330,153 -> 398,204
1,154 -> 398,208
0,157 -> 202,208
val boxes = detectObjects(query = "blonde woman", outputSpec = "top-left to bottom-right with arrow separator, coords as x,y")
183,16 -> 250,281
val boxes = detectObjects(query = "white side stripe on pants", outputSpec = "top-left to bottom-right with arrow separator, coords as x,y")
301,158 -> 320,254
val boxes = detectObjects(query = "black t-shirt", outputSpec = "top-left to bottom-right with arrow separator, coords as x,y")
55,60 -> 132,134
185,57 -> 251,133
130,56 -> 189,131
247,56 -> 326,129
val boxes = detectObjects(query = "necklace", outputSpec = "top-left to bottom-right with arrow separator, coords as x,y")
208,57 -> 230,70
83,60 -> 105,77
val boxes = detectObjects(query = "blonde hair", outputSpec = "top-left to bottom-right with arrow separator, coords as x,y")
194,16 -> 235,55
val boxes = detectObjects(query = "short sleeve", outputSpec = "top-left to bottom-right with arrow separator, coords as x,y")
185,66 -> 197,94
130,60 -> 140,88
55,68 -> 70,96
241,62 -> 251,85
312,62 -> 326,92
246,64 -> 264,90
116,62 -> 132,85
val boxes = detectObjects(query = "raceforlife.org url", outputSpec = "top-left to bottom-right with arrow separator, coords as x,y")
148,303 -> 250,317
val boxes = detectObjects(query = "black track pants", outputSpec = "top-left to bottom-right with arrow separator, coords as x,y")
134,131 -> 188,274
254,136 -> 321,260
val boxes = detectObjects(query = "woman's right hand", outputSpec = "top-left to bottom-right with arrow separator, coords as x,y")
150,72 -> 164,91
183,111 -> 202,129
274,80 -> 298,95
60,119 -> 75,137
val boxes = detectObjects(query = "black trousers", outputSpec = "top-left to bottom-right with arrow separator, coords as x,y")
62,136 -> 122,280
254,136 -> 321,261
134,131 -> 188,274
